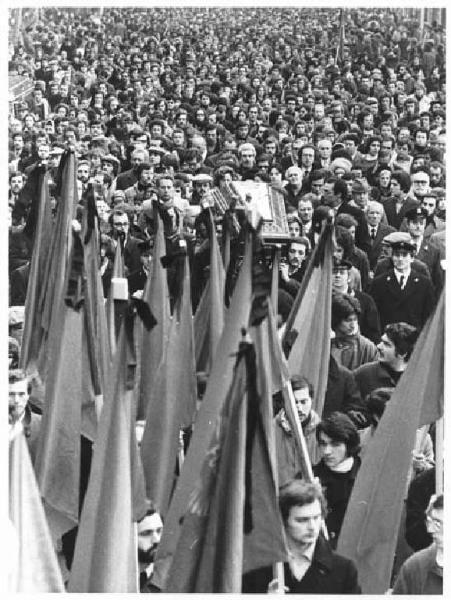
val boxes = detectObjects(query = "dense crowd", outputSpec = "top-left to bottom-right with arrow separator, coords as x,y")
8,6 -> 445,594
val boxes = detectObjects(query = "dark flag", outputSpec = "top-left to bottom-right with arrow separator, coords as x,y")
19,166 -> 53,371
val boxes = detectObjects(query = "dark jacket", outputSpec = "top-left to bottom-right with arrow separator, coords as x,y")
405,467 -> 435,552
416,239 -> 443,294
353,360 -> 399,400
313,457 -> 361,547
354,290 -> 381,344
349,247 -> 371,291
374,256 -> 432,281
115,167 -> 138,191
369,269 -> 435,330
242,535 -> 361,593
383,196 -> 419,230
366,223 -> 396,270
324,356 -> 364,418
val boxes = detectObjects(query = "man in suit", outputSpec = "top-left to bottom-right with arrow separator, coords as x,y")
405,206 -> 443,294
369,238 -> 435,331
366,200 -> 396,270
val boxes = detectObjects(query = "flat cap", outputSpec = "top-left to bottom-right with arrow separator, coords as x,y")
192,173 -> 213,184
382,231 -> 412,246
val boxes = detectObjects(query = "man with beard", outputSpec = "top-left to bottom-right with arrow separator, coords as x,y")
108,207 -> 143,276
279,237 -> 310,298
124,162 -> 156,205
138,504 -> 164,592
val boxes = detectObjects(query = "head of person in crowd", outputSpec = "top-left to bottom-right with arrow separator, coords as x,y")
425,494 -> 444,555
299,143 -> 316,171
309,169 -> 326,200
290,375 -> 316,426
410,169 -> 431,199
9,368 -> 31,425
405,206 -> 428,243
286,236 -> 310,273
377,322 -> 418,371
366,200 -> 384,229
192,173 -> 213,204
390,170 -> 411,200
331,294 -> 361,338
109,207 -> 130,242
9,336 -> 20,370
131,148 -> 150,172
390,234 -> 416,273
297,195 -> 314,225
9,171 -> 25,198
316,411 -> 360,470
287,214 -> 302,238
429,161 -> 445,188
285,166 -> 303,191
420,190 -> 439,220
334,225 -> 355,263
137,502 -> 164,569
238,142 -> 256,169
278,479 -> 326,550
350,178 -> 370,212
332,259 -> 352,295
335,213 -> 358,242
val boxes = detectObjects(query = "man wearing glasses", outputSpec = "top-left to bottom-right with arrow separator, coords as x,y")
392,494 -> 443,594
408,169 -> 431,203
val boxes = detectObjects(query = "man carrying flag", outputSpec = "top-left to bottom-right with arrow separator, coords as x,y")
242,479 -> 361,593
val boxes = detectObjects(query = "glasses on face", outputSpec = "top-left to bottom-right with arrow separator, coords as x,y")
413,180 -> 428,185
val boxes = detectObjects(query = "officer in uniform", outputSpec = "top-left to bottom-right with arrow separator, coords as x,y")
369,237 -> 435,330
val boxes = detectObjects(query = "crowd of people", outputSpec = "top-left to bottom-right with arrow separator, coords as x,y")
8,6 -> 445,594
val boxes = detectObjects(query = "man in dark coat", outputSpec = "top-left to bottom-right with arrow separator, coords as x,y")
108,206 -> 143,276
373,232 -> 432,282
366,200 -> 396,270
369,238 -> 435,330
242,479 -> 360,593
313,412 -> 362,547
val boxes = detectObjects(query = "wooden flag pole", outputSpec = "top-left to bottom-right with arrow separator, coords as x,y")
284,379 -> 329,540
271,246 -> 281,318
435,417 -> 443,494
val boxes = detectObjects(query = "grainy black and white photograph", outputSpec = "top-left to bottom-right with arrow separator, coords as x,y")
7,3 -> 446,594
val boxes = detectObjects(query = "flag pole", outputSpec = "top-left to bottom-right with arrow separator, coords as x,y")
271,245 -> 281,317
435,417 -> 443,494
284,379 -> 329,540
